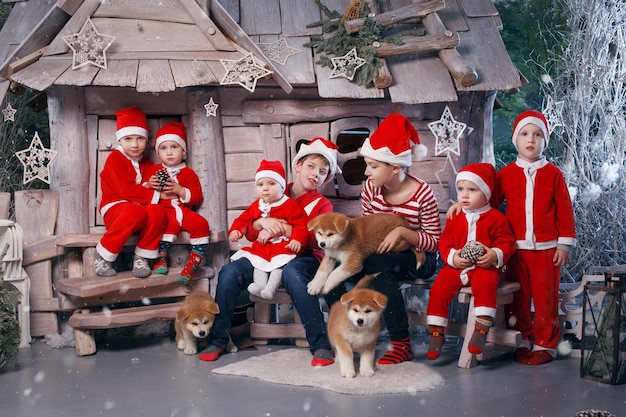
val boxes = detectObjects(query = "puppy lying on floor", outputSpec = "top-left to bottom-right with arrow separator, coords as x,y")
175,291 -> 220,355
306,212 -> 425,295
327,276 -> 387,378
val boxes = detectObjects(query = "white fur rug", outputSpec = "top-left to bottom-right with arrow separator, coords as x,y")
212,348 -> 444,395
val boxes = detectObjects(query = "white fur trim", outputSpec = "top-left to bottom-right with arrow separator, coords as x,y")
456,171 -> 491,200
512,116 -> 549,150
256,170 -> 286,189
116,126 -> 149,141
156,133 -> 186,152
359,137 -> 412,167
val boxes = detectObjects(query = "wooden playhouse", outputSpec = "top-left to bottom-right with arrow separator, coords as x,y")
0,0 -> 523,354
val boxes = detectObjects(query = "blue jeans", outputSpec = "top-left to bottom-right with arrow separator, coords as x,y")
211,255 -> 331,355
281,255 -> 331,354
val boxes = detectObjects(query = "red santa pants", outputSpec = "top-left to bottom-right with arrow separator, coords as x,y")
99,202 -> 167,260
162,208 -> 209,245
427,266 -> 500,327
505,248 -> 560,351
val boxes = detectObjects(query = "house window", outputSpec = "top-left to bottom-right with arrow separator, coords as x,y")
336,127 -> 368,186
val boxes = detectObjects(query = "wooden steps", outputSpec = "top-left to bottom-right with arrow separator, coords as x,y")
68,302 -> 182,330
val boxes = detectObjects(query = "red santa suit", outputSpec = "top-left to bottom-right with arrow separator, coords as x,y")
493,156 -> 576,353
146,162 -> 209,245
97,146 -> 166,261
427,204 -> 515,326
229,194 -> 309,272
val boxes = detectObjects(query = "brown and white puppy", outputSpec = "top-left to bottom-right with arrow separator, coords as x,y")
175,291 -> 220,355
307,212 -> 425,295
327,279 -> 388,378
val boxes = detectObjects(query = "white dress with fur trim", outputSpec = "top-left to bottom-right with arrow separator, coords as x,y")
229,195 -> 309,272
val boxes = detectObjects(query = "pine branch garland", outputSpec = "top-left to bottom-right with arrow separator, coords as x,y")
305,0 -> 425,87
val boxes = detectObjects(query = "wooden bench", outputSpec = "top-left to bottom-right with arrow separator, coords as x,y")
56,266 -> 213,356
406,280 -> 522,368
248,288 -> 308,347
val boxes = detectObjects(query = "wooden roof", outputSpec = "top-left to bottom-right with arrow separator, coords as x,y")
0,0 -> 523,104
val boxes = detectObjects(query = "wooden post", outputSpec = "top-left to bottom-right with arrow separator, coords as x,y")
47,86 -> 90,236
185,89 -> 229,269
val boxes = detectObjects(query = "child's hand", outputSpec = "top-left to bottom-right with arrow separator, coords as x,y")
446,202 -> 462,220
377,226 -> 406,253
229,230 -> 243,242
553,249 -> 570,267
475,246 -> 498,268
147,175 -> 161,190
162,180 -> 185,198
453,251 -> 474,269
254,217 -> 288,235
287,239 -> 302,254
257,229 -> 272,244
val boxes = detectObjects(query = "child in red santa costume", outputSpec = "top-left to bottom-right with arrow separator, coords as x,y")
95,106 -> 167,278
229,160 -> 310,299
145,121 -> 210,285
495,110 -> 576,365
426,163 -> 515,359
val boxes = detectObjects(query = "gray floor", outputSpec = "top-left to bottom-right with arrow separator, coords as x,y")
1,332 -> 623,417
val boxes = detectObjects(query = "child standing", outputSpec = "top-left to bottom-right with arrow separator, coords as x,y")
200,138 -> 341,365
229,160 -> 309,299
495,110 -> 576,365
325,113 -> 441,365
146,122 -> 210,285
426,163 -> 515,359
95,106 -> 167,278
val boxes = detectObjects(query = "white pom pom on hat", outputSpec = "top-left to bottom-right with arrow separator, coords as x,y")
359,113 -> 426,166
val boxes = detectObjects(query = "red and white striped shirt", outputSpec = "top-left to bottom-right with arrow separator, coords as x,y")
360,174 -> 441,253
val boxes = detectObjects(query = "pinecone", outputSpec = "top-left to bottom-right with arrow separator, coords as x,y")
156,168 -> 170,190
459,241 -> 485,262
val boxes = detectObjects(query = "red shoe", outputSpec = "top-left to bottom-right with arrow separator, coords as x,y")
521,350 -> 554,365
514,347 -> 533,363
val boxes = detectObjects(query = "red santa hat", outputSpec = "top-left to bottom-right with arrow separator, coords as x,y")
292,137 -> 342,184
255,160 -> 286,190
155,122 -> 187,152
359,113 -> 427,166
115,106 -> 149,140
512,110 -> 550,150
456,163 -> 496,200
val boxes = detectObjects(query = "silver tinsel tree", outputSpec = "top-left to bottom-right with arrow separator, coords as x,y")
542,0 -> 626,281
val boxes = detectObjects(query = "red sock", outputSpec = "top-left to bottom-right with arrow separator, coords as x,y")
468,316 -> 492,354
377,336 -> 413,365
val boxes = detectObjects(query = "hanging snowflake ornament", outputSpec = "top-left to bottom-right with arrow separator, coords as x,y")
257,38 -> 302,66
542,95 -> 564,135
219,53 -> 273,92
62,17 -> 116,70
2,103 -> 16,122
428,106 -> 468,156
15,132 -> 58,185
329,47 -> 366,81
204,97 -> 219,117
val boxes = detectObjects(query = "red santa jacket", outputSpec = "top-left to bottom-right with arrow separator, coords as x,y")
491,158 -> 576,250
99,147 -> 159,217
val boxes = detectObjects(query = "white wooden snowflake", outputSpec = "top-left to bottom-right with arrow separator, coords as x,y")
257,38 -> 302,66
329,47 -> 366,81
428,106 -> 468,156
2,103 -> 16,122
15,132 -> 58,185
542,95 -> 564,134
219,53 -> 273,92
204,97 -> 219,117
62,17 -> 116,70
